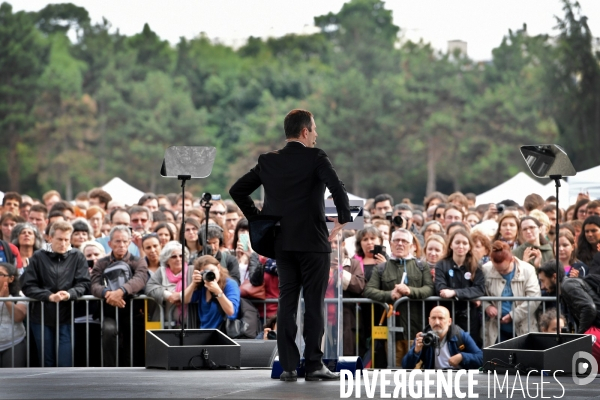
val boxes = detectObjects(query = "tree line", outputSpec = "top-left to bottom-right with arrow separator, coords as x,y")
1,0 -> 598,202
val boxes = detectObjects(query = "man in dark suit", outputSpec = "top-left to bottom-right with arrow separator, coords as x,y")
230,109 -> 351,381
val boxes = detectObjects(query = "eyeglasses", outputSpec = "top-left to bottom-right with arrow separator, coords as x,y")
425,228 -> 440,234
435,214 -> 443,218
210,211 -> 226,216
170,254 -> 183,259
0,273 -> 9,278
131,218 -> 148,224
391,239 -> 411,245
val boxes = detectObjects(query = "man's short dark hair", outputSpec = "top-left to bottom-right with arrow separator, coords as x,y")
2,192 -> 22,206
538,260 -> 565,281
49,200 -> 74,215
284,109 -> 313,139
138,193 -> 158,206
542,204 -> 556,214
128,205 -> 152,221
373,194 -> 394,208
30,204 -> 48,217
88,188 -> 113,209
152,211 -> 167,222
524,193 -> 545,212
109,207 -> 130,222
393,203 -> 413,212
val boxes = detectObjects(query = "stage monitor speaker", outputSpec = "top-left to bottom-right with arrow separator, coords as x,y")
146,329 -> 240,370
234,339 -> 278,368
483,333 -> 592,374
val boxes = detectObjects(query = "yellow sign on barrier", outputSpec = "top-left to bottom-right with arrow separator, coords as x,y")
372,326 -> 388,340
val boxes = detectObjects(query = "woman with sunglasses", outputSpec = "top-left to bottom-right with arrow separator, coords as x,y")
145,241 -> 190,327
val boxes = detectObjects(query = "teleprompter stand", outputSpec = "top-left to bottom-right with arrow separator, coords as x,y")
147,146 -> 242,370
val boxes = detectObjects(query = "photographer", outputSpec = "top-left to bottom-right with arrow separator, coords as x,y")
402,306 -> 482,370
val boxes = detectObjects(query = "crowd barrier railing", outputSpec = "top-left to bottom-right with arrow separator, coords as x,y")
1,295 -> 560,369
0,295 -> 163,368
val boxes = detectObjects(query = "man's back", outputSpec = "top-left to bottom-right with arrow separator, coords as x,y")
230,142 -> 350,253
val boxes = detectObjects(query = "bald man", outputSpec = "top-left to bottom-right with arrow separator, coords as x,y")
402,306 -> 482,370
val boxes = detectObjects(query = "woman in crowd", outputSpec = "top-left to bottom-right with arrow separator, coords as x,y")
10,222 -> 43,269
153,222 -> 176,248
471,230 -> 492,265
435,229 -> 485,347
574,198 -> 590,221
576,215 -> 600,268
232,218 -> 252,279
184,255 -> 240,329
146,241 -> 191,327
565,205 -> 576,222
142,233 -> 162,276
465,212 -> 481,228
0,262 -> 27,367
422,234 -> 446,280
184,218 -> 202,265
556,231 -> 588,277
513,216 -> 554,268
81,241 -> 106,271
420,220 -> 445,242
70,219 -> 94,250
86,206 -> 106,238
0,213 -> 22,242
492,213 -> 520,250
372,219 -> 391,252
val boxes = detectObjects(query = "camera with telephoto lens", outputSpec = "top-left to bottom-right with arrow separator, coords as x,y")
385,212 -> 406,228
421,331 -> 439,347
201,270 -> 216,283
496,203 -> 506,214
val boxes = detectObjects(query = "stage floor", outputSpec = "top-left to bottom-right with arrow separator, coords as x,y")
0,368 -> 598,399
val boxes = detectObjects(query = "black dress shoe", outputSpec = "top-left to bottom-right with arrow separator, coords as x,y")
305,365 -> 340,381
280,370 -> 298,382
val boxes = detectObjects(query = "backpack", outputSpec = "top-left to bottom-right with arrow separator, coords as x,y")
0,240 -> 15,266
220,298 -> 261,339
102,260 -> 132,292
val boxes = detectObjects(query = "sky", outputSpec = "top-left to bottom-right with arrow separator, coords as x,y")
9,0 -> 600,61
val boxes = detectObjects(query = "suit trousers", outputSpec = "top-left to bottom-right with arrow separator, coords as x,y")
275,236 -> 330,373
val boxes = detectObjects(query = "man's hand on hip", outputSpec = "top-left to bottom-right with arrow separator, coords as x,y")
328,217 -> 347,242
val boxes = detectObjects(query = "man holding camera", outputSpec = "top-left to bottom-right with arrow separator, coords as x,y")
363,228 -> 434,366
402,306 -> 482,369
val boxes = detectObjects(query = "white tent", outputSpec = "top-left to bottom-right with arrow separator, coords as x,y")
324,188 -> 365,202
539,179 -> 570,207
476,172 -> 545,206
568,165 -> 600,204
102,177 -> 145,206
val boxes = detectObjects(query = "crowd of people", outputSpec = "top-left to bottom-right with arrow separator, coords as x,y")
0,187 -> 599,369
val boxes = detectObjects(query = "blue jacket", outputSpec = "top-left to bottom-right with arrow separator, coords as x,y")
402,326 -> 482,369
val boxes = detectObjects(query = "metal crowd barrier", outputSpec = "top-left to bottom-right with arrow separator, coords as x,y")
0,295 -> 163,368
1,294 -> 560,369
389,296 -> 560,368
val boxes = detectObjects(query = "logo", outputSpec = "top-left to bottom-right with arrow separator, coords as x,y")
572,351 -> 598,386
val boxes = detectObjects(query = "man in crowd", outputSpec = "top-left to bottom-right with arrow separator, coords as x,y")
481,241 -> 540,346
138,193 -> 159,212
539,261 -> 600,364
129,205 -> 153,255
224,203 -> 241,249
27,205 -> 48,241
586,200 -> 600,218
393,204 -> 424,245
49,201 -> 75,221
542,204 -> 558,242
364,228 -> 434,366
524,193 -> 545,215
90,226 -> 148,367
209,199 -> 227,226
203,224 -> 241,285
443,205 -> 464,230
175,192 -> 193,216
96,208 -> 140,256
2,192 -> 21,216
42,190 -> 61,211
20,221 -> 90,367
402,306 -> 482,369
88,188 -> 113,211
372,194 -> 394,217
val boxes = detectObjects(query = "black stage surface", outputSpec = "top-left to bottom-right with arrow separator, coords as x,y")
1,368 -> 598,399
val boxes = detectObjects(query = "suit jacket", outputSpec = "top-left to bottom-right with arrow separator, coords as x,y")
229,141 -> 351,253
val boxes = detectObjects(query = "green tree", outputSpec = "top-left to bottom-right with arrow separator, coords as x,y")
0,3 -> 50,192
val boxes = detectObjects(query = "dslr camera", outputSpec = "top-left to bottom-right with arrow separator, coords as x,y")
385,212 -> 406,228
420,331 -> 439,347
201,270 -> 216,283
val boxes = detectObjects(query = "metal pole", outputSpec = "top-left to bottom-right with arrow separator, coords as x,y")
178,175 -> 190,346
550,175 -> 562,342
